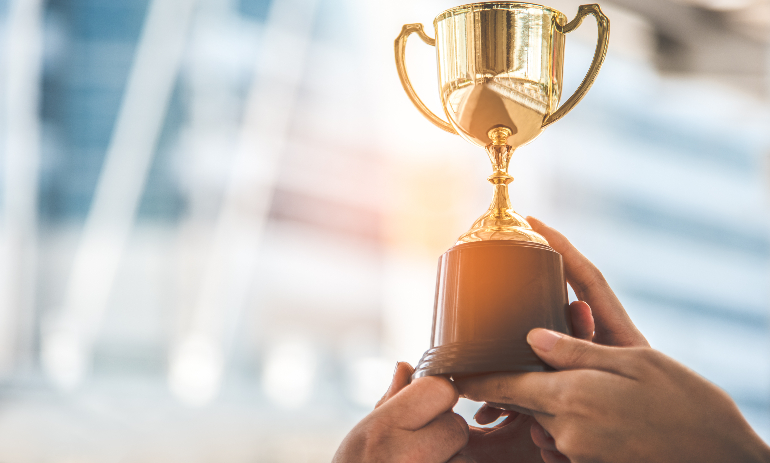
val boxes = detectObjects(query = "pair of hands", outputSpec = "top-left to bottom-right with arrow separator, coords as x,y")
333,218 -> 770,463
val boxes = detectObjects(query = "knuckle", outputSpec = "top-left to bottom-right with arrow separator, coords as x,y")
567,344 -> 591,366
362,422 -> 389,446
556,427 -> 587,458
552,381 -> 575,410
555,429 -> 578,454
460,374 -> 512,403
493,376 -> 515,403
564,373 -> 587,399
555,373 -> 597,416
593,268 -> 608,285
443,412 -> 470,445
571,261 -> 607,293
358,424 -> 393,462
608,347 -> 662,380
563,389 -> 584,413
635,348 -> 667,370
419,376 -> 459,406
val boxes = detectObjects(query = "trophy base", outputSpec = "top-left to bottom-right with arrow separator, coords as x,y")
414,240 -> 571,379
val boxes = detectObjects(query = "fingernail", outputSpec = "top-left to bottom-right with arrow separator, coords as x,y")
385,362 -> 400,393
473,405 -> 485,420
527,329 -> 562,352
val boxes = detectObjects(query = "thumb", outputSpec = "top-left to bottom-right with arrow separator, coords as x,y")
527,329 -> 630,374
378,376 -> 459,430
375,362 -> 414,408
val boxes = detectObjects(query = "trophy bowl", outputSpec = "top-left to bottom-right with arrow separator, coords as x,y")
394,2 -> 609,378
436,2 -> 567,149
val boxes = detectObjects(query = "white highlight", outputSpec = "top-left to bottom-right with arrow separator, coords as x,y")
168,334 -> 224,407
348,357 -> 394,408
41,0 -> 195,390
0,0 -> 43,375
40,329 -> 86,392
262,339 -> 318,409
168,0 -> 319,404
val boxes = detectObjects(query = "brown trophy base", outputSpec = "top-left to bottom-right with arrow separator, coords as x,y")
413,240 -> 571,379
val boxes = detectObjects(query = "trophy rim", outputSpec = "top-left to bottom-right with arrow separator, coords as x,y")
434,1 -> 567,25
448,239 -> 557,255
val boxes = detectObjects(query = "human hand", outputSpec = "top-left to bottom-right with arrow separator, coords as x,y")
452,411 -> 544,462
457,217 -> 644,462
460,329 -> 770,463
365,365 -> 545,463
333,362 -> 470,463
454,271 -> 604,463
527,216 -> 648,348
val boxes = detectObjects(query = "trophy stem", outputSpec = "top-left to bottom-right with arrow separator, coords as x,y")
486,127 -> 515,219
455,127 -> 548,245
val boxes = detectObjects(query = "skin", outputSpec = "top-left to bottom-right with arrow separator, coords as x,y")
335,217 -> 770,462
452,299 -> 596,463
459,329 -> 770,463
332,362 -> 470,463
453,216 -> 650,463
334,217 -> 635,463
456,217 -> 770,463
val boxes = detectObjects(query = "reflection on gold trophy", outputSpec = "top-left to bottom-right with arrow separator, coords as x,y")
395,2 -> 609,377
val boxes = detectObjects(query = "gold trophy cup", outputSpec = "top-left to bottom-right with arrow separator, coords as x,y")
395,2 -> 609,377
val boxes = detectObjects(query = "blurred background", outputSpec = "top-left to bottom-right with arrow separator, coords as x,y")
0,0 -> 767,461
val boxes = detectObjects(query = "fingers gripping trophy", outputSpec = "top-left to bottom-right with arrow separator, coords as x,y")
394,2 -> 609,378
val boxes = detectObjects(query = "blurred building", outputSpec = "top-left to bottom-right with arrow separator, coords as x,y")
0,0 -> 767,461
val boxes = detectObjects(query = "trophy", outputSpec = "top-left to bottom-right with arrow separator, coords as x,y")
395,2 -> 609,378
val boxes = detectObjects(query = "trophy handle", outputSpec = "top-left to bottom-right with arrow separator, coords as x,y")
542,4 -> 610,128
395,24 -> 457,134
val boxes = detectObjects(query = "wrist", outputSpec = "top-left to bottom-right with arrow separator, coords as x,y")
757,440 -> 770,463
704,424 -> 770,463
742,433 -> 770,463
